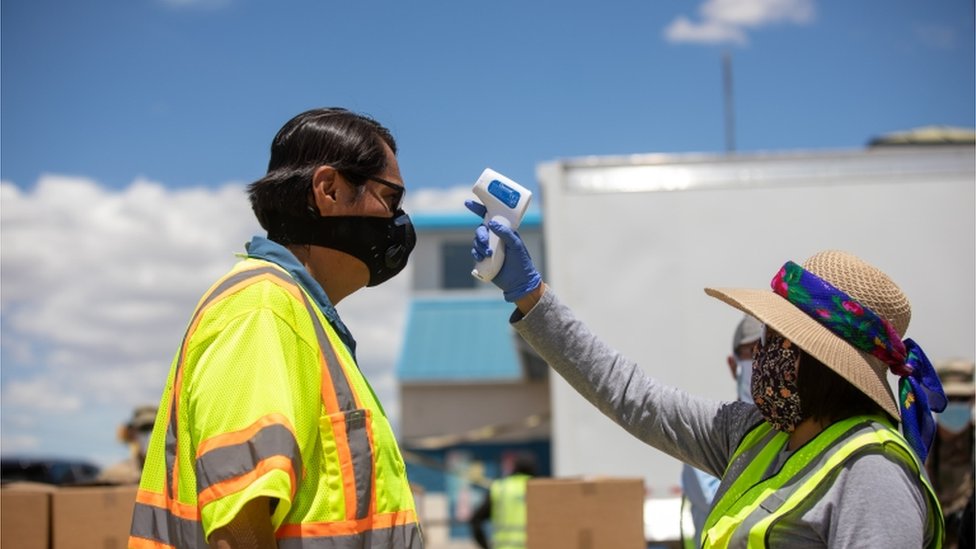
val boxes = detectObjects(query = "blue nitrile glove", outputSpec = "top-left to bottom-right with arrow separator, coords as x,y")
465,199 -> 542,302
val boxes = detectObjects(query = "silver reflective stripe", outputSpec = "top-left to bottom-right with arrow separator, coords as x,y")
747,429 -> 939,548
298,282 -> 357,411
165,407 -> 178,500
130,501 -> 208,548
720,418 -> 918,547
342,409 -> 374,520
277,522 -> 423,549
196,423 -> 302,495
708,425 -> 779,509
724,420 -> 905,548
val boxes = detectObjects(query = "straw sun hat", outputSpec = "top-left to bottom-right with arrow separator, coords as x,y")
705,250 -> 909,420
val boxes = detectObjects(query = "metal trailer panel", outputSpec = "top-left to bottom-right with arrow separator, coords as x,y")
535,146 -> 975,496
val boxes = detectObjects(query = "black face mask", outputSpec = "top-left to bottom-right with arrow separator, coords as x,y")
269,209 -> 416,287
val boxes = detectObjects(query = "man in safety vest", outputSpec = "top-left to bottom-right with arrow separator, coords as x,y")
470,455 -> 537,549
129,108 -> 423,548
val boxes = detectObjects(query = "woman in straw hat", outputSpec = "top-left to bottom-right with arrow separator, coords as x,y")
466,203 -> 947,548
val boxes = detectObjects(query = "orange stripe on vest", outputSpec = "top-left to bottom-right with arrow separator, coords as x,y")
128,535 -> 176,549
197,455 -> 298,509
136,489 -> 199,521
275,509 -> 419,538
195,413 -> 297,458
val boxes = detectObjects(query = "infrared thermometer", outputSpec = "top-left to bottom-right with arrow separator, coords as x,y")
471,168 -> 533,282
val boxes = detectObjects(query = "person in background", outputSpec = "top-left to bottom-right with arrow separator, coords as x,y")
97,405 -> 157,484
926,359 -> 974,549
130,108 -> 422,549
679,315 -> 761,547
727,315 -> 764,405
467,200 -> 947,548
469,455 -> 537,549
960,494 -> 974,549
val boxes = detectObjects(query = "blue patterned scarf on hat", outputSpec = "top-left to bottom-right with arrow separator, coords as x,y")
772,261 -> 947,462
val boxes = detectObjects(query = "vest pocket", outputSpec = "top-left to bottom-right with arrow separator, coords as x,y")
370,412 -> 411,510
318,408 -> 375,520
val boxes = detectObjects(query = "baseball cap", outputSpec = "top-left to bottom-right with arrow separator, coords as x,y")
732,314 -> 762,351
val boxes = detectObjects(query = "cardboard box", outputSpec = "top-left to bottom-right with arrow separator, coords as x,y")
1,482 -> 56,549
51,484 -> 138,549
526,477 -> 645,549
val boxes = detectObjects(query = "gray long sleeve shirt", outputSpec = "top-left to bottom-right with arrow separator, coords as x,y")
512,289 -> 938,548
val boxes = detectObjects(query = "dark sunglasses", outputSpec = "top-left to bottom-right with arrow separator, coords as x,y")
346,171 -> 405,212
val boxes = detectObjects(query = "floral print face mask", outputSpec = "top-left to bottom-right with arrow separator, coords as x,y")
752,332 -> 804,433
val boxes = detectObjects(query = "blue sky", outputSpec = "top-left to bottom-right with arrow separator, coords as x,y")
1,0 -> 973,468
4,0 -> 973,193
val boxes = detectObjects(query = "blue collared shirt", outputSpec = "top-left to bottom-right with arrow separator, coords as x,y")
244,235 -> 357,358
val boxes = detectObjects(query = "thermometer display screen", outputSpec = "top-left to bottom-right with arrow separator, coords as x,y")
488,180 -> 521,209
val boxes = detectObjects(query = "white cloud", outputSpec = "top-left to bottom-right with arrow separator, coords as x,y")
408,185 -> 475,212
0,176 -> 466,467
2,175 -> 260,465
664,0 -> 816,46
701,0 -> 815,27
2,378 -> 83,414
665,16 -> 748,46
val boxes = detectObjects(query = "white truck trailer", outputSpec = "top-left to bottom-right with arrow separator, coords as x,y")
534,142 -> 975,509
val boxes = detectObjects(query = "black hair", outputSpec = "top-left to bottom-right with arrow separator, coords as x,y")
511,454 -> 537,476
798,351 -> 888,424
246,108 -> 397,242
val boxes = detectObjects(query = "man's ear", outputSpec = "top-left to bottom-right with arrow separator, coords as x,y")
310,165 -> 340,215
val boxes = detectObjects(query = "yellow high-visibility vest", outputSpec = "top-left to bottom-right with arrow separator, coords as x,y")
701,415 -> 942,548
128,259 -> 421,548
490,474 -> 530,549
